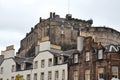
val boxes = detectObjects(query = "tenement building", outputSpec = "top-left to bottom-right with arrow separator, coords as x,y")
68,36 -> 120,80
0,40 -> 69,80
0,36 -> 120,80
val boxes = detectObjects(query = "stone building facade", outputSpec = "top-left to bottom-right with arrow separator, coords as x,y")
17,12 -> 93,57
0,41 -> 68,80
17,12 -> 120,57
81,27 -> 120,46
68,36 -> 120,80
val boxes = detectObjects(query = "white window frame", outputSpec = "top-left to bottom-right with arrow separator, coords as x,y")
74,54 -> 78,63
11,76 -> 14,80
27,74 -> 31,80
98,49 -> 103,59
41,60 -> 45,68
86,52 -> 90,61
55,71 -> 59,80
48,58 -> 52,67
34,73 -> 37,80
112,66 -> 118,78
11,65 -> 15,72
74,70 -> 78,80
85,70 -> 90,80
48,71 -> 52,80
41,72 -> 44,80
34,61 -> 38,69
62,70 -> 65,80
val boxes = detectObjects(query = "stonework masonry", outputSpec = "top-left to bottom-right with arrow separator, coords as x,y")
17,12 -> 120,57
17,12 -> 93,57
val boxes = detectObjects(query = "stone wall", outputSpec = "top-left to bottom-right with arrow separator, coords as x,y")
81,27 -> 120,46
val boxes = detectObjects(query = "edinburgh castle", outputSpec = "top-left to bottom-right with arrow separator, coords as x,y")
17,12 -> 120,57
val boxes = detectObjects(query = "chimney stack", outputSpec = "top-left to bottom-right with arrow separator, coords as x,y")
77,36 -> 84,52
6,45 -> 14,51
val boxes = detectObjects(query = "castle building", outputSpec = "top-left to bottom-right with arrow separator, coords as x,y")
17,12 -> 120,57
17,12 -> 93,57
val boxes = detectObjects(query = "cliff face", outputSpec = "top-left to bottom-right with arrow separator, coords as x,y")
17,12 -> 92,57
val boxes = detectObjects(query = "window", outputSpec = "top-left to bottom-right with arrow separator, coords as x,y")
34,61 -> 38,69
55,71 -> 59,80
12,65 -> 15,72
48,58 -> 52,67
34,73 -> 37,80
74,54 -> 78,63
0,67 -> 3,74
86,52 -> 90,61
11,77 -> 14,80
21,63 -> 25,70
98,74 -> 104,79
27,74 -> 31,80
98,50 -> 103,59
48,71 -> 52,80
41,60 -> 45,68
98,68 -> 104,80
62,70 -> 65,80
85,70 -> 90,80
112,66 -> 118,78
74,71 -> 78,80
41,72 -> 44,80
58,56 -> 63,64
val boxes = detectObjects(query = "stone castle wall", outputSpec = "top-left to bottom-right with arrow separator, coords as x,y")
81,27 -> 120,46
17,12 -> 120,57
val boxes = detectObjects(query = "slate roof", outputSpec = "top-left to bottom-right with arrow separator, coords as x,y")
14,56 -> 34,65
0,55 -> 4,65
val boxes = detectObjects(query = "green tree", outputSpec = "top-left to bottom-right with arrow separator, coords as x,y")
15,74 -> 24,80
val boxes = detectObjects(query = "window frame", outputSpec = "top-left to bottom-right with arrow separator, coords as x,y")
74,70 -> 78,80
41,60 -> 45,68
74,54 -> 78,63
34,61 -> 38,69
55,71 -> 59,80
86,52 -> 90,61
48,58 -> 52,67
41,72 -> 44,80
98,49 -> 103,59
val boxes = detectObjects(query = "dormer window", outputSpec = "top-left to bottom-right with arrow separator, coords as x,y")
86,52 -> 90,61
98,50 -> 103,59
58,56 -> 63,64
21,62 -> 26,70
74,54 -> 78,63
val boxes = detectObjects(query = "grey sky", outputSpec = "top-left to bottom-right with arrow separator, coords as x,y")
0,0 -> 120,52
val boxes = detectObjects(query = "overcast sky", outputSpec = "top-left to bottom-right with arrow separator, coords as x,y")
0,0 -> 120,52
